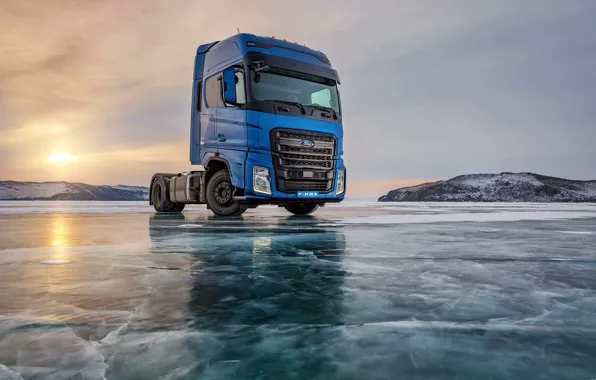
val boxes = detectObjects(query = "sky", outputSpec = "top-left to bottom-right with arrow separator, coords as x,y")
1,0 -> 595,198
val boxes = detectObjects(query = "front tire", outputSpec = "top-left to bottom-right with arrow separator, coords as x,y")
206,170 -> 246,217
284,203 -> 319,215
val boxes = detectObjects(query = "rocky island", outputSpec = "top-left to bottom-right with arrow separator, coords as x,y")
379,172 -> 596,202
0,181 -> 149,201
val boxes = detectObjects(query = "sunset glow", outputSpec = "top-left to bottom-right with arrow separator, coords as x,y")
47,153 -> 77,164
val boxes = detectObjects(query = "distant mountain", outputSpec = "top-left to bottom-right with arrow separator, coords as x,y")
0,181 -> 149,201
378,172 -> 596,202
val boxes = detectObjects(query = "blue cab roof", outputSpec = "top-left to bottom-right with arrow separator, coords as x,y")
195,33 -> 334,79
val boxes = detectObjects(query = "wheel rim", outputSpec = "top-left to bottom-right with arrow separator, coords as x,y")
214,181 -> 233,206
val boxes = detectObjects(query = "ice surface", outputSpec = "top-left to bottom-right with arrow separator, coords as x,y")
1,201 -> 596,379
340,210 -> 596,224
0,201 -> 158,214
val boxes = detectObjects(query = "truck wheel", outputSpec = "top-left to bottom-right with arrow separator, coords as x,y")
231,208 -> 247,216
206,170 -> 246,217
284,203 -> 319,215
172,203 -> 186,212
151,175 -> 184,213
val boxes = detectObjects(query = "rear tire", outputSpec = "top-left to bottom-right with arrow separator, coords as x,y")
151,175 -> 184,213
284,203 -> 319,215
172,203 -> 186,212
206,170 -> 246,217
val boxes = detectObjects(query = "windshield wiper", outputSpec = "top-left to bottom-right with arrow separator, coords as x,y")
310,104 -> 337,119
274,100 -> 306,115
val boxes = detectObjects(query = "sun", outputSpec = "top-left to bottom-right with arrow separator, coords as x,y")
47,152 -> 77,164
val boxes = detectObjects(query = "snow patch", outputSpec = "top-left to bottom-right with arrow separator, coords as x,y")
452,173 -> 544,187
0,182 -> 70,199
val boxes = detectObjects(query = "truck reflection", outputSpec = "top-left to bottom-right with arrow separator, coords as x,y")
148,214 -> 347,377
148,214 -> 347,327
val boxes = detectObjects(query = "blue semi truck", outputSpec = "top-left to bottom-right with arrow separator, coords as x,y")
150,33 -> 346,216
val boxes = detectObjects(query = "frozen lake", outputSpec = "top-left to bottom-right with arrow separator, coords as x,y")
1,201 -> 596,379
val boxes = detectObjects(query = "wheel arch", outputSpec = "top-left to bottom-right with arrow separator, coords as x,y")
205,157 -> 246,200
205,158 -> 231,185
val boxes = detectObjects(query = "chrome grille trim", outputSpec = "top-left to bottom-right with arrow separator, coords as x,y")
270,128 -> 337,194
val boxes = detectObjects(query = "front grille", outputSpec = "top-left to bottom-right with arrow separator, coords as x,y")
271,129 -> 337,193
285,170 -> 328,179
278,131 -> 334,143
280,145 -> 333,155
284,181 -> 331,192
280,157 -> 332,169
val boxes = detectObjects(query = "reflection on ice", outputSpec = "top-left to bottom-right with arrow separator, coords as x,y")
40,260 -> 71,265
556,230 -> 594,235
0,202 -> 596,379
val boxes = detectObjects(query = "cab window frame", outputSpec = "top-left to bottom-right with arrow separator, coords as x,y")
222,65 -> 247,108
204,73 -> 221,109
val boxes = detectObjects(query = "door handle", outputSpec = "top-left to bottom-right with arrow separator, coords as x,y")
217,134 -> 226,142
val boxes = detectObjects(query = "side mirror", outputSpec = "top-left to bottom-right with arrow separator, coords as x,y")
222,67 -> 237,105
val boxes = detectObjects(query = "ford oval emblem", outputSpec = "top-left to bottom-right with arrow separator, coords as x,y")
300,139 -> 315,148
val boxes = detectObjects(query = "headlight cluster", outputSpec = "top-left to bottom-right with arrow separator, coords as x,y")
253,166 -> 272,194
336,169 -> 345,194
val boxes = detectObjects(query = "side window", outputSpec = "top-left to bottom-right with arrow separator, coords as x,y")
235,70 -> 246,105
196,80 -> 202,112
204,75 -> 220,108
311,88 -> 332,108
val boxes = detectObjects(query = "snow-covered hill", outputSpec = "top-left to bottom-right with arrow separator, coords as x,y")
378,173 -> 596,202
0,181 -> 149,201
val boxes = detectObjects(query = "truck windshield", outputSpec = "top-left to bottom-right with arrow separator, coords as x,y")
251,68 -> 340,114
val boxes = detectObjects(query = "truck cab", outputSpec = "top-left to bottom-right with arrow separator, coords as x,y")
150,33 -> 346,216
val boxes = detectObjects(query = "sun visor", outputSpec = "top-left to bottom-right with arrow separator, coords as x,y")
243,52 -> 340,84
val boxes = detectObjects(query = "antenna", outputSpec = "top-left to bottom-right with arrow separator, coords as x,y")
237,27 -> 240,34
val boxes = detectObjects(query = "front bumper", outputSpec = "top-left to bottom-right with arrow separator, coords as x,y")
244,151 -> 346,204
233,196 -> 345,206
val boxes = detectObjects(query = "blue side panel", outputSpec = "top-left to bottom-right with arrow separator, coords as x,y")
246,111 -> 261,150
190,42 -> 217,164
194,42 -> 219,78
189,79 -> 202,164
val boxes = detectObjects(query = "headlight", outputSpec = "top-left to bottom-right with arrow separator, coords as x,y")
336,169 -> 345,194
253,165 -> 272,194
